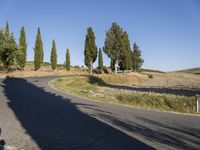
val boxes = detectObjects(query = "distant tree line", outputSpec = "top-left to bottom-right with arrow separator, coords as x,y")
0,21 -> 143,74
0,22 -> 71,71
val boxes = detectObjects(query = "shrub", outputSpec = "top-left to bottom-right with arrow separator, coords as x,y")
102,66 -> 109,74
74,65 -> 80,69
148,74 -> 153,78
94,66 -> 109,74
93,69 -> 103,74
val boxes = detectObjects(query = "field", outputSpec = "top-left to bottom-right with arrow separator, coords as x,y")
139,72 -> 200,88
176,67 -> 200,75
0,62 -> 88,78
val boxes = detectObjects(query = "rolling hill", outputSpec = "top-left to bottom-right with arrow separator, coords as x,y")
176,67 -> 200,75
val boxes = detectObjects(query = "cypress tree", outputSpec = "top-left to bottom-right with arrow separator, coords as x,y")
39,29 -> 44,65
0,29 -> 3,67
66,48 -> 70,71
98,48 -> 103,70
0,29 -> 3,45
132,42 -> 144,72
0,29 -> 3,54
103,22 -> 124,73
4,21 -> 10,42
1,33 -> 18,69
119,31 -> 132,71
84,27 -> 97,74
50,39 -> 57,70
18,26 -> 27,69
0,29 -> 3,55
34,28 -> 43,70
0,22 -> 18,70
41,42 -> 44,65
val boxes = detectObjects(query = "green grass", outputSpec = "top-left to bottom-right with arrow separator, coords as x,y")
54,77 -> 97,98
53,76 -> 198,114
116,93 -> 194,113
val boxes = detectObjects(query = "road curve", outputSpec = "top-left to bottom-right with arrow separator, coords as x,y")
0,76 -> 199,150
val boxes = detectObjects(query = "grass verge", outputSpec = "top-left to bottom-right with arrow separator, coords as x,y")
53,76 -> 198,114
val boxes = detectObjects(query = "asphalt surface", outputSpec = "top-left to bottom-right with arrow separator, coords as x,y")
0,76 -> 199,150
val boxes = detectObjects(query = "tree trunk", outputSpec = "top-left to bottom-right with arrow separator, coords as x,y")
115,61 -> 117,74
90,61 -> 93,75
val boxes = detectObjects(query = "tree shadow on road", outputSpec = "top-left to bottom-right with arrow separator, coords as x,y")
0,127 -> 5,150
95,113 -> 200,150
2,77 -> 154,150
87,75 -> 200,97
0,139 -> 5,150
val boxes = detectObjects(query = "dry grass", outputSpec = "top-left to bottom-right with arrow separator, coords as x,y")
90,71 -> 200,88
176,67 -> 200,75
95,72 -> 148,85
0,64 -> 88,78
140,72 -> 200,88
0,62 -> 89,78
0,70 -> 88,78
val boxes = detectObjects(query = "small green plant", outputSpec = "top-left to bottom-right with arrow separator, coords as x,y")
57,78 -> 64,82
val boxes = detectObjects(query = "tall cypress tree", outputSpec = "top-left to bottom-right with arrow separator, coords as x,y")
39,29 -> 44,65
0,29 -> 3,67
0,29 -> 3,54
66,48 -> 70,71
50,39 -> 57,70
4,21 -> 10,42
98,48 -> 103,70
103,22 -> 124,73
0,29 -> 3,45
34,28 -> 43,70
84,27 -> 97,74
119,31 -> 132,71
132,42 -> 144,72
18,26 -> 27,69
41,41 -> 44,65
0,29 -> 3,53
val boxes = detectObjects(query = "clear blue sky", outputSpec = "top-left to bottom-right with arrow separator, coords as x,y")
0,0 -> 199,71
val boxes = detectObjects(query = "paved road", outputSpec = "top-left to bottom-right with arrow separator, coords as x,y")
0,77 -> 199,150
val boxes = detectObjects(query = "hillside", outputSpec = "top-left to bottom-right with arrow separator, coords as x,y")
176,67 -> 200,75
